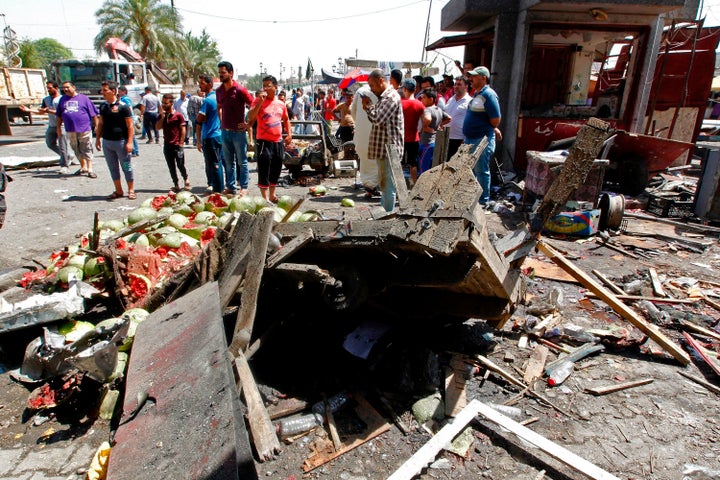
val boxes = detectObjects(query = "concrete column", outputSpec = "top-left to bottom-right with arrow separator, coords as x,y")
491,9 -> 529,170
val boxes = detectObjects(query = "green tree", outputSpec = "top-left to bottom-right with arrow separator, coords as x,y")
182,29 -> 221,82
18,39 -> 41,69
33,38 -> 73,67
94,0 -> 183,63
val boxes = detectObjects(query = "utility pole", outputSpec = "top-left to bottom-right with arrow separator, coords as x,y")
421,0 -> 432,63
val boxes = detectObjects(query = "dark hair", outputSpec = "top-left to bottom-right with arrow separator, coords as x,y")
62,81 -> 75,87
144,86 -> 152,92
162,93 -> 175,101
263,75 -> 278,86
369,68 -> 384,80
421,88 -> 437,100
199,74 -> 213,84
101,80 -> 118,91
412,75 -> 423,86
455,76 -> 469,87
422,76 -> 435,87
217,60 -> 233,73
118,85 -> 128,93
47,80 -> 59,88
390,69 -> 403,85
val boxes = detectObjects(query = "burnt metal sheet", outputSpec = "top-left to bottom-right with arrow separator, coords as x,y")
108,281 -> 256,480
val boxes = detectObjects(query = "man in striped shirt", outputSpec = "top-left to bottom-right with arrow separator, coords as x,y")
361,69 -> 404,212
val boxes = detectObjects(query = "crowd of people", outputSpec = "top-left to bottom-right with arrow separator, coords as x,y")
26,60 -> 501,210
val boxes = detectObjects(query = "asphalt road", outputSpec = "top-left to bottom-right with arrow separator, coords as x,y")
0,122 -> 371,273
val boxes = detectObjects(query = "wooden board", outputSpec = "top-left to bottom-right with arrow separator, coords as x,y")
522,257 -> 578,283
584,378 -> 653,395
523,345 -> 549,384
537,240 -> 690,365
444,354 -> 469,417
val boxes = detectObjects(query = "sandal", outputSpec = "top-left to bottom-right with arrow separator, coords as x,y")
269,196 -> 279,204
127,192 -> 137,200
107,191 -> 123,200
87,171 -> 97,179
74,169 -> 88,176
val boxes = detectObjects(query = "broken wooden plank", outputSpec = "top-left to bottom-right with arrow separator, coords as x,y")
623,212 -> 720,235
679,319 -> 720,342
591,269 -> 627,295
270,263 -> 334,285
584,378 -> 654,396
386,144 -> 409,208
280,197 -> 304,223
444,354 -> 469,417
537,240 -> 691,365
324,394 -> 342,451
649,268 -> 667,297
678,370 -> 720,396
108,282 -> 257,480
303,395 -> 391,472
683,332 -> 720,376
234,350 -> 281,462
266,397 -> 309,420
536,117 -> 615,226
229,209 -> 274,356
218,212 -> 257,308
522,257 -> 578,283
475,354 -> 527,390
388,399 -> 620,480
585,293 -> 696,305
266,228 -> 313,269
523,345 -> 549,384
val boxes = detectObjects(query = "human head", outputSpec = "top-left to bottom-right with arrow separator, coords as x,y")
179,90 -> 186,98
118,85 -> 128,95
161,92 -> 175,111
420,88 -> 436,107
412,75 -> 423,95
61,81 -> 76,96
342,88 -> 353,103
367,69 -> 387,96
464,61 -> 475,73
217,60 -> 233,83
198,74 -> 214,94
100,81 -> 118,102
278,90 -> 286,101
262,75 -> 278,99
443,74 -> 454,88
46,80 -> 59,95
467,66 -> 490,90
390,69 -> 403,89
453,76 -> 469,97
402,79 -> 416,99
421,76 -> 435,91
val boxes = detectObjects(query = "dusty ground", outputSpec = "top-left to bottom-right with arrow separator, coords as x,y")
2,123 -> 720,480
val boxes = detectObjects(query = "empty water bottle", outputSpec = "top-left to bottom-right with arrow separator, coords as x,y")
547,360 -> 574,387
274,413 -> 323,437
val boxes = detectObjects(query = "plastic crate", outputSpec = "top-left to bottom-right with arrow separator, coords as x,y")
646,194 -> 695,218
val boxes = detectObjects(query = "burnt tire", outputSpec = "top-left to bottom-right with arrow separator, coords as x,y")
617,157 -> 648,196
322,266 -> 368,312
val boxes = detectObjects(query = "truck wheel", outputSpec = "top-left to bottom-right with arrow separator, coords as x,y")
617,157 -> 648,196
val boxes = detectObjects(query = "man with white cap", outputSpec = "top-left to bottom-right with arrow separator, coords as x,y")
463,66 -> 500,205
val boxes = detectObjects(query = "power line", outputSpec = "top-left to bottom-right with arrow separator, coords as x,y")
175,0 -> 427,24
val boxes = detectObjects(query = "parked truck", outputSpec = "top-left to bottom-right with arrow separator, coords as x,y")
50,38 -> 182,126
0,67 -> 48,135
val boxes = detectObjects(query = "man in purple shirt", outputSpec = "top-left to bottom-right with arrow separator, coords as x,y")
216,61 -> 254,195
56,81 -> 99,178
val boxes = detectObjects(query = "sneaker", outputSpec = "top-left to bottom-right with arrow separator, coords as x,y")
59,166 -> 69,174
222,188 -> 236,195
206,186 -> 213,193
155,139 -> 159,144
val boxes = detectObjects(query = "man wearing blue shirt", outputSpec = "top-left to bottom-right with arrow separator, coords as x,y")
463,66 -> 501,205
195,74 -> 224,193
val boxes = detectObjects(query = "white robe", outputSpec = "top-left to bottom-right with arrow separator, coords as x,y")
350,84 -> 379,189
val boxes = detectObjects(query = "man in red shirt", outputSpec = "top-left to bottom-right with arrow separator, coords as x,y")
247,75 -> 292,203
216,61 -> 254,195
400,79 -> 425,183
157,93 -> 189,192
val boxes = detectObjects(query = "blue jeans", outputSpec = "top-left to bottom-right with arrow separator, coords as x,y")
46,126 -> 70,167
202,136 -> 225,193
102,139 -> 134,182
221,130 -> 249,192
466,135 -> 495,204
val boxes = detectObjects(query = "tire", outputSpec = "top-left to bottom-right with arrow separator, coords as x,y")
617,157 -> 649,196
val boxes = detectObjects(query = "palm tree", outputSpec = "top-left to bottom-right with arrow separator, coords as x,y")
183,29 -> 221,81
94,0 -> 183,63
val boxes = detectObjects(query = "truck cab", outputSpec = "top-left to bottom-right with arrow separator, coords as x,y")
51,59 -> 148,108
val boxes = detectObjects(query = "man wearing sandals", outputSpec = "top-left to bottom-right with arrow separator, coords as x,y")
95,81 -> 136,200
157,93 -> 190,193
57,81 -> 99,178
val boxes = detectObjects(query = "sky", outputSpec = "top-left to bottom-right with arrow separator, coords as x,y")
3,0 -> 720,80
1,0 -> 464,78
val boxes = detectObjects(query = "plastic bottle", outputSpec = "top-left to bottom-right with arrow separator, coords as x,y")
274,413 -> 323,437
311,393 -> 351,416
547,360 -> 574,386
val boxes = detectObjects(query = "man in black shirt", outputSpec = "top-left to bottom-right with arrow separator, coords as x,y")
95,81 -> 137,200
